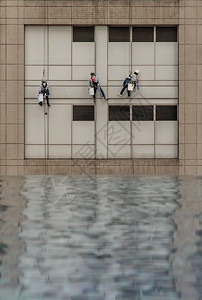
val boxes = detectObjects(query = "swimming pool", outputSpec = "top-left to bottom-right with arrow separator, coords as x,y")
0,175 -> 202,300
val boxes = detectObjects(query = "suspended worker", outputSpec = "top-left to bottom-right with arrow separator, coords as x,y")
38,78 -> 50,107
89,72 -> 107,102
117,73 -> 132,97
130,70 -> 139,91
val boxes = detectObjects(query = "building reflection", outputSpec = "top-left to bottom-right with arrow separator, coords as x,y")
0,176 -> 26,299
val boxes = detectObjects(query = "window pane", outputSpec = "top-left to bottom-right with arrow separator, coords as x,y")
109,27 -> 130,42
156,27 -> 177,42
156,105 -> 177,121
132,106 -> 154,121
109,106 -> 130,121
73,106 -> 94,121
133,27 -> 154,42
73,27 -> 94,42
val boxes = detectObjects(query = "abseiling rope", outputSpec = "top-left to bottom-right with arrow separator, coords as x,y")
43,0 -> 48,174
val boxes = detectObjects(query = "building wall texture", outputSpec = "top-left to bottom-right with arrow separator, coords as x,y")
0,0 -> 201,175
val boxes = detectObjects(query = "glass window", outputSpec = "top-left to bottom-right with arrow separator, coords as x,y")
109,106 -> 130,121
156,27 -> 177,42
109,27 -> 130,42
156,105 -> 177,121
132,27 -> 154,42
132,106 -> 154,121
73,106 -> 94,121
73,27 -> 94,42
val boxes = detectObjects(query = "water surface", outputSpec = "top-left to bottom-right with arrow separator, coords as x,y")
0,175 -> 202,300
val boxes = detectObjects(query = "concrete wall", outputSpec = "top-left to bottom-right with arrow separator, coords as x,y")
0,0 -> 201,175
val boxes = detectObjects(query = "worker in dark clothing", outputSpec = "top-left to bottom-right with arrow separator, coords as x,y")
38,78 -> 50,107
117,75 -> 132,97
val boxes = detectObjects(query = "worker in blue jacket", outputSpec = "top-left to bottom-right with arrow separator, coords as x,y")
117,74 -> 132,97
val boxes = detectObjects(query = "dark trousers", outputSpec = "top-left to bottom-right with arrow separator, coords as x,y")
120,83 -> 131,97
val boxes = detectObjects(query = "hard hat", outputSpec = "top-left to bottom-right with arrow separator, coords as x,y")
42,78 -> 46,82
134,70 -> 139,74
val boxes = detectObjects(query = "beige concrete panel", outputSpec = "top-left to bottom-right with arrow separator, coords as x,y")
184,104 -> 196,123
108,66 -> 131,81
185,65 -> 197,81
197,6 -> 202,18
48,6 -> 71,19
132,6 -> 154,18
197,45 -> 202,64
72,66 -> 93,81
179,124 -> 184,144
132,121 -> 154,144
6,144 -> 21,160
197,65 -> 202,81
155,66 -> 178,81
197,144 -> 202,159
6,45 -> 18,64
132,145 -> 154,158
6,124 -> 18,143
184,80 -> 196,103
72,121 -> 95,144
7,104 -> 18,123
108,121 -> 130,145
96,99 -> 108,159
185,6 -> 196,19
25,104 -> 45,144
132,43 -> 154,65
49,145 -> 71,159
49,26 -> 71,65
49,105 -> 71,144
108,145 -> 131,159
178,26 -> 185,45
184,166 -> 197,175
184,25 -> 197,44
155,145 -> 178,159
72,145 -> 95,159
197,104 -> 202,123
156,43 -> 178,65
25,26 -> 47,65
72,42 -> 95,65
25,66 -> 47,81
132,66 -> 154,80
7,25 -> 18,44
185,124 -> 197,143
136,86 -> 178,99
49,66 -> 71,81
184,45 -> 196,65
72,6 -> 95,19
25,145 -> 45,159
24,6 -> 44,19
95,26 -> 108,86
197,25 -> 202,44
197,81 -> 202,103
0,104 -> 6,123
197,124 -> 202,142
108,42 -> 130,66
155,6 -> 179,19
155,121 -> 178,145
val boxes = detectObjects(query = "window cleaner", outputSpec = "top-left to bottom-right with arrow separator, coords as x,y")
38,78 -> 50,107
89,72 -> 107,102
117,72 -> 133,97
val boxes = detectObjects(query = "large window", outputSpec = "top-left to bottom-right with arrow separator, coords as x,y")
73,106 -> 94,121
109,27 -> 130,42
73,27 -> 94,42
109,106 -> 130,121
156,27 -> 177,42
132,106 -> 154,121
156,105 -> 177,121
132,27 -> 154,42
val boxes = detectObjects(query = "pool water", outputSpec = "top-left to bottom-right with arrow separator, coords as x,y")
0,175 -> 202,300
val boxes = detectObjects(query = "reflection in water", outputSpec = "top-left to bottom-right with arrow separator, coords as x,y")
0,176 -> 26,300
1,176 -> 202,299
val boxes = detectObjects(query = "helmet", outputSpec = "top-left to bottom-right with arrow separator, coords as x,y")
134,70 -> 139,75
90,72 -> 95,76
42,78 -> 46,83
